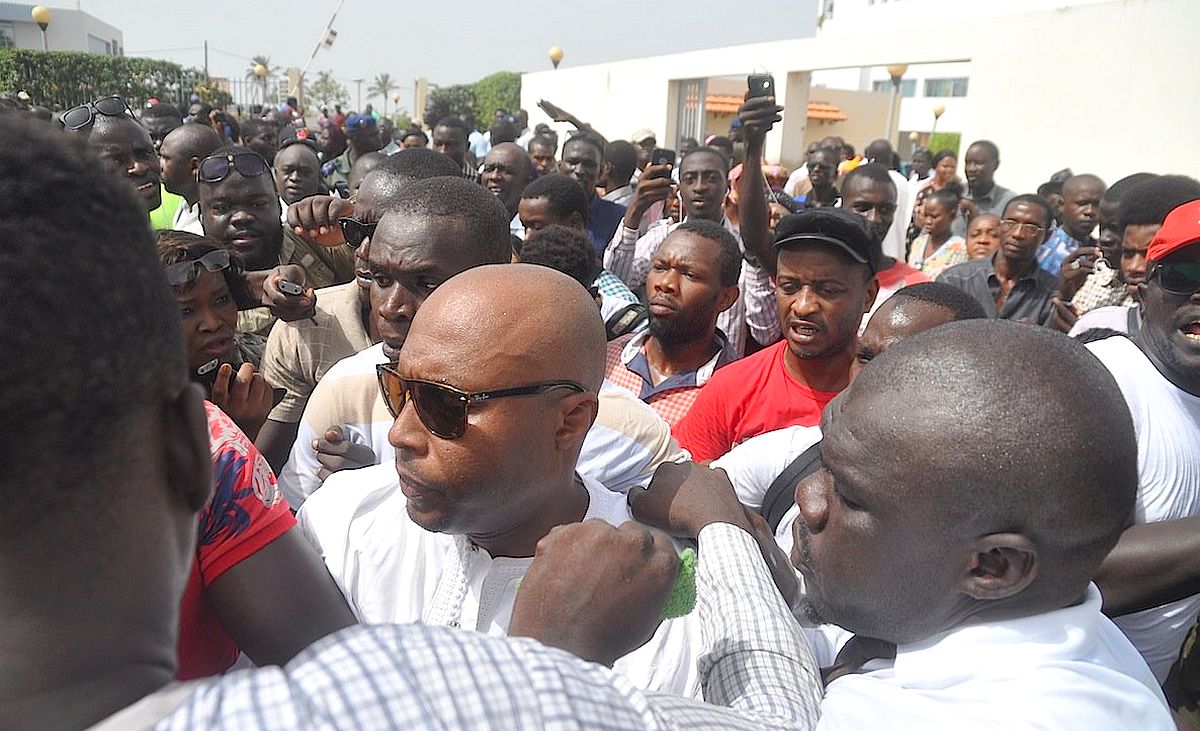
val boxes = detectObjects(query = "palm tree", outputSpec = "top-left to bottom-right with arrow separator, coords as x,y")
245,55 -> 280,106
368,73 -> 397,117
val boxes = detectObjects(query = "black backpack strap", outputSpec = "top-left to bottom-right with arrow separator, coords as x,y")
759,441 -> 823,531
605,302 -> 648,341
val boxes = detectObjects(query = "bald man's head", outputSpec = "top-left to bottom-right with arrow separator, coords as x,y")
482,142 -> 532,216
409,264 -> 605,392
159,123 -> 221,200
853,282 -> 986,379
794,320 -> 1136,644
389,264 -> 604,541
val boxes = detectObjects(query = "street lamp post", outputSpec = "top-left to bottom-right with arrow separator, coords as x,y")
884,63 -> 908,145
548,46 -> 564,69
931,103 -> 946,137
31,6 -> 51,51
254,63 -> 268,107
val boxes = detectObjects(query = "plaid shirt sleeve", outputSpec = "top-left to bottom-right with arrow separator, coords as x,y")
740,259 -> 781,348
606,223 -> 673,289
159,524 -> 822,730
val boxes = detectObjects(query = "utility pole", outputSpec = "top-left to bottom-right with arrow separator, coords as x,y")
353,78 -> 363,111
203,40 -> 209,85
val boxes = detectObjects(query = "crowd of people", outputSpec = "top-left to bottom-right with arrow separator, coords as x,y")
1,80 -> 1199,730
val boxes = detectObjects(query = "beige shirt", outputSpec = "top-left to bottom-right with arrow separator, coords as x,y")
237,227 -> 358,337
260,281 -> 374,423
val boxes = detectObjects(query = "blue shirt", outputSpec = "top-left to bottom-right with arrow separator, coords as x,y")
587,196 -> 627,259
1036,226 -> 1090,276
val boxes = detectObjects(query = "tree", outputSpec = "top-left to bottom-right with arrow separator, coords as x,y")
472,71 -> 521,121
368,73 -> 397,117
245,54 -> 280,106
423,83 -> 475,129
308,70 -> 349,111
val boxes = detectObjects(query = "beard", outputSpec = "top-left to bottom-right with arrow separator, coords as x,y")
647,310 -> 709,346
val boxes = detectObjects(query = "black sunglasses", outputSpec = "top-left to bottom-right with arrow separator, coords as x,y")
1150,262 -> 1200,297
338,217 -> 377,249
198,151 -> 271,184
376,363 -> 585,439
61,95 -> 133,131
163,249 -> 230,287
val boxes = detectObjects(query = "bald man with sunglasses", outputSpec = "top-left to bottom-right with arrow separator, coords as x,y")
298,264 -> 701,697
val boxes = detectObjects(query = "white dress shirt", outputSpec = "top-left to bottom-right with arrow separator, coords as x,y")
299,464 -> 703,697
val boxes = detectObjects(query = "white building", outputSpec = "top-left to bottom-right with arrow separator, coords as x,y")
0,2 -> 122,55
812,0 -> 1121,155
522,0 -> 1200,195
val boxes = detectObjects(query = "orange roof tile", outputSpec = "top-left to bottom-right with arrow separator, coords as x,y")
807,101 -> 847,122
703,94 -> 848,121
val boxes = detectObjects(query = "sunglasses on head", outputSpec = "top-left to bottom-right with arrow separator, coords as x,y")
376,363 -> 586,439
61,95 -> 134,131
1150,261 -> 1200,297
163,248 -> 230,287
198,151 -> 271,184
338,217 -> 377,249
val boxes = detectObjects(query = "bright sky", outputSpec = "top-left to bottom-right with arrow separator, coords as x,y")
66,0 -> 814,108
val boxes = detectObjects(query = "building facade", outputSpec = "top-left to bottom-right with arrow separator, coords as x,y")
0,2 -> 122,55
521,0 -> 1199,195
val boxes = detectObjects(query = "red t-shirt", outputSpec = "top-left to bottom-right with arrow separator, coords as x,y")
176,402 -> 295,680
673,340 -> 842,462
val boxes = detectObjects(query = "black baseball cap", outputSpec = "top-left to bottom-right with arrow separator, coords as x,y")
773,207 -> 882,273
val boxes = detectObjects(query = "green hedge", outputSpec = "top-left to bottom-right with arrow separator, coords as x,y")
0,49 -> 207,111
927,132 -> 962,158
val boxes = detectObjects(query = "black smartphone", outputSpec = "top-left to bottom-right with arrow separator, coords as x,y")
650,148 -> 676,168
648,148 -> 676,181
747,73 -> 775,98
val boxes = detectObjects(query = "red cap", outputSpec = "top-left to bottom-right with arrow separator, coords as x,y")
1148,199 -> 1200,263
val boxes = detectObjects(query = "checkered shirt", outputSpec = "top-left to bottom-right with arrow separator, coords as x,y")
150,523 -> 821,729
1072,259 -> 1135,314
604,333 -> 719,428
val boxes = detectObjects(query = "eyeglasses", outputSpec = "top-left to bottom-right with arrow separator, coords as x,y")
338,217 -> 377,249
61,95 -> 134,131
376,363 -> 586,439
1150,262 -> 1200,297
163,249 -> 230,287
198,151 -> 271,184
999,219 -> 1046,237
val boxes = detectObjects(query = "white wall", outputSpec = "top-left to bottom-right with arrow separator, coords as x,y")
8,10 -> 122,54
523,0 -> 1200,194
821,0 -> 1116,33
